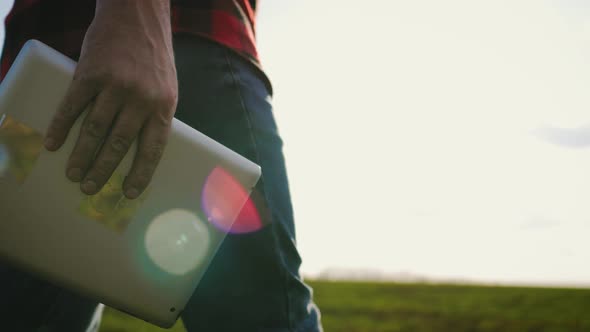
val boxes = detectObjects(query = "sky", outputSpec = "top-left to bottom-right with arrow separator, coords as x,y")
1,0 -> 590,287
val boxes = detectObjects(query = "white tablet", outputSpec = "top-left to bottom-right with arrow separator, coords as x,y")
0,40 -> 261,328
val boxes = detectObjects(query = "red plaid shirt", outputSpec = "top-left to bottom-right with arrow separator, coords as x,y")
0,0 -> 262,81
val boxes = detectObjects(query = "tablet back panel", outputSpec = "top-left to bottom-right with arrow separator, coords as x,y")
0,40 -> 261,328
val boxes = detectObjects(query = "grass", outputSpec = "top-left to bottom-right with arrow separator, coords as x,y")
98,307 -> 186,332
99,280 -> 590,332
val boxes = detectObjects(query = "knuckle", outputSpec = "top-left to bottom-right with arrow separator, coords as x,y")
143,87 -> 178,110
139,87 -> 162,105
109,135 -> 131,153
156,86 -> 178,107
95,71 -> 135,96
110,75 -> 141,96
162,89 -> 178,109
152,112 -> 172,127
117,79 -> 138,95
84,119 -> 107,138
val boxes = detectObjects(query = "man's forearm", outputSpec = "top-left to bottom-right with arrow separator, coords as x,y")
94,0 -> 174,60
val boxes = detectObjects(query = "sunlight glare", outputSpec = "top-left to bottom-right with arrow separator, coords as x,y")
144,209 -> 211,275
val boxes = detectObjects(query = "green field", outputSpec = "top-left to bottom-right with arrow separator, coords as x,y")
99,280 -> 590,332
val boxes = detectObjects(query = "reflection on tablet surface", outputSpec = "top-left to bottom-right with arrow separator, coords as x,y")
78,171 -> 148,232
0,114 -> 43,183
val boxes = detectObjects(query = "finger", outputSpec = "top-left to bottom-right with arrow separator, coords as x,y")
65,90 -> 120,184
81,106 -> 146,194
44,76 -> 98,151
123,115 -> 171,199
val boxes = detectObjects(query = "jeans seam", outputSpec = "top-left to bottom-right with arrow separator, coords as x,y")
223,48 -> 294,332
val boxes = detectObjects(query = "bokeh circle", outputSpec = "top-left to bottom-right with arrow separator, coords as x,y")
144,209 -> 211,275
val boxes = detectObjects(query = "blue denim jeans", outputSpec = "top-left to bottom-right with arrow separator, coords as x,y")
0,34 -> 322,332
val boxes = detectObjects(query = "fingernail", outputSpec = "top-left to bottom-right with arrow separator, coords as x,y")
81,180 -> 97,194
67,168 -> 83,182
125,188 -> 139,199
44,137 -> 57,150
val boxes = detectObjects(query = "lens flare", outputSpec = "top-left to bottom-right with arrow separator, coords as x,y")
144,209 -> 211,275
201,166 -> 263,234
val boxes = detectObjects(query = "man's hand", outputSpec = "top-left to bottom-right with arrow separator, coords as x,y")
44,0 -> 178,199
